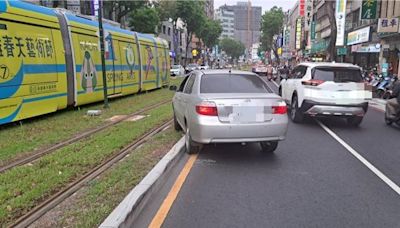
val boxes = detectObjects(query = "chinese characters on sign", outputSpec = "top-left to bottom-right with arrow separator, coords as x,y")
377,18 -> 399,33
361,0 -> 377,19
296,18 -> 302,50
335,0 -> 347,46
0,36 -> 53,58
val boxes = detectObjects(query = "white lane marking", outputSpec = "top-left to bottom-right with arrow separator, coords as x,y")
317,120 -> 400,195
272,80 -> 279,88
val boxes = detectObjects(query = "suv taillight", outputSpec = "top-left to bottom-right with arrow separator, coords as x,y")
301,79 -> 325,86
196,102 -> 218,116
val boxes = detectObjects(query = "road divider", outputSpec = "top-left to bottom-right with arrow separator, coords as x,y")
99,137 -> 186,228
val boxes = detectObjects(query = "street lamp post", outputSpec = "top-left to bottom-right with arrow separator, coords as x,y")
98,0 -> 109,108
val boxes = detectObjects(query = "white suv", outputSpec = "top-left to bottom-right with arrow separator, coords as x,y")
279,62 -> 372,126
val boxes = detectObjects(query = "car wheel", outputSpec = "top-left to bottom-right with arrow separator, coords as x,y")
185,127 -> 200,154
173,113 -> 182,131
347,116 -> 363,127
290,95 -> 303,123
260,141 -> 278,153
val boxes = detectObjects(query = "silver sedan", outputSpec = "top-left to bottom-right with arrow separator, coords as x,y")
170,70 -> 288,154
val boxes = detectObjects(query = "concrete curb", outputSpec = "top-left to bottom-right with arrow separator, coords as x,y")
99,136 -> 185,228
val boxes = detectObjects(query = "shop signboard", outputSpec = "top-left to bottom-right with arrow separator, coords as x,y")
311,39 -> 329,54
335,0 -> 347,46
296,18 -> 302,50
361,0 -> 377,19
377,18 -> 399,33
311,21 -> 316,41
351,43 -> 381,53
337,47 -> 347,56
299,0 -> 305,17
347,26 -> 370,45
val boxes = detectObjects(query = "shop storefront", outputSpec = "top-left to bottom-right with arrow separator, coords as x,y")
350,43 -> 380,69
346,26 -> 380,69
378,18 -> 400,75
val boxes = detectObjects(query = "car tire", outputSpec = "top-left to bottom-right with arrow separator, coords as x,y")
260,141 -> 278,153
347,116 -> 363,127
173,113 -> 182,131
185,127 -> 200,154
290,95 -> 303,123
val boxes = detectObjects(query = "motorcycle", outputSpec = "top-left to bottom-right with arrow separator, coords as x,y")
376,75 -> 393,98
382,75 -> 398,100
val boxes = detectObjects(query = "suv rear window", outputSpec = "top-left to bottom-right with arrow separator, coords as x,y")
200,74 -> 269,93
312,67 -> 363,82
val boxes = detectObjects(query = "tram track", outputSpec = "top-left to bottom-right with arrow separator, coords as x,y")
0,100 -> 171,174
11,119 -> 173,228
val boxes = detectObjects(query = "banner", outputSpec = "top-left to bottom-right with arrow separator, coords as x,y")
296,18 -> 302,49
335,0 -> 347,46
361,0 -> 377,19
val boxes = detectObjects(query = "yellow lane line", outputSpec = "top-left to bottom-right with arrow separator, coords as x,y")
149,153 -> 199,228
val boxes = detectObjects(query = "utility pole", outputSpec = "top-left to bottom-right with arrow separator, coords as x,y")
98,0 -> 109,108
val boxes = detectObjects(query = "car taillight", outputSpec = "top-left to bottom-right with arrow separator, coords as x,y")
196,102 -> 218,116
301,79 -> 325,86
272,105 -> 287,114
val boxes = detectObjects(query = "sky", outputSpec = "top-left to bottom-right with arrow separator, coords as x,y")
214,0 -> 296,13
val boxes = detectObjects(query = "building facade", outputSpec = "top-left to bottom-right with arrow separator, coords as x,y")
233,2 -> 262,49
215,5 -> 235,39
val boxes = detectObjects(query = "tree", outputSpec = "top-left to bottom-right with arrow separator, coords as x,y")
198,18 -> 223,49
175,0 -> 206,65
326,1 -> 337,61
260,6 -> 284,63
154,0 -> 178,22
128,7 -> 160,34
103,1 -> 149,23
220,38 -> 245,60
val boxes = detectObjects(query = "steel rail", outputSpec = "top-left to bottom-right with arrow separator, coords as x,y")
11,119 -> 173,228
0,100 -> 171,174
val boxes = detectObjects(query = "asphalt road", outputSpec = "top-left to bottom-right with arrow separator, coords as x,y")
139,76 -> 400,228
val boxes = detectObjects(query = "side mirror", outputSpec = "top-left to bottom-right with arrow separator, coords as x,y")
169,85 -> 177,91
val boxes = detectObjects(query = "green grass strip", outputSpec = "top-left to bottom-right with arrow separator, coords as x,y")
0,77 -> 183,166
58,128 -> 182,227
0,104 -> 173,226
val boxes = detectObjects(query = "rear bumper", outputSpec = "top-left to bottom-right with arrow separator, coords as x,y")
300,99 -> 368,116
189,116 -> 288,144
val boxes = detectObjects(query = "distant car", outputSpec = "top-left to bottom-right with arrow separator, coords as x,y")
252,64 -> 267,76
185,63 -> 199,73
171,65 -> 185,76
199,64 -> 210,70
279,62 -> 372,126
225,64 -> 233,68
170,70 -> 288,154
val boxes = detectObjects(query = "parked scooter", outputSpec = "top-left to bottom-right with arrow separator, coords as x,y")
376,74 -> 393,98
382,75 -> 398,99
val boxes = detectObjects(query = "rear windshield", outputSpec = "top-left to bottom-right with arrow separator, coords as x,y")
172,65 -> 180,69
312,67 -> 363,82
200,74 -> 269,93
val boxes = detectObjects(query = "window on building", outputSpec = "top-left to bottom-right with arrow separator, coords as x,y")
168,27 -> 171,36
162,25 -> 166,34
